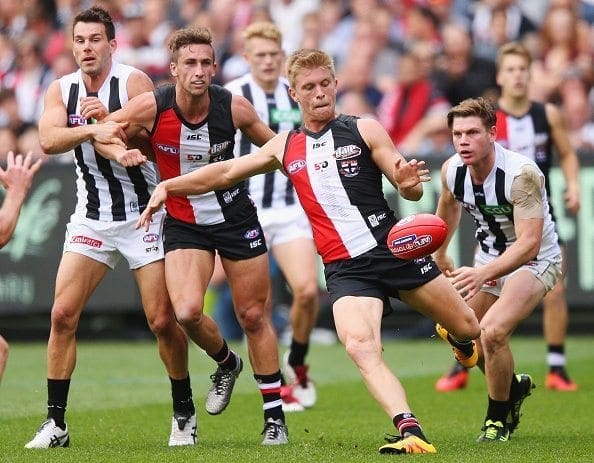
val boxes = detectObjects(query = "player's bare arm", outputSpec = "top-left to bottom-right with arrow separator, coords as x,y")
433,158 -> 462,273
545,102 -> 581,215
38,81 -> 128,154
359,118 -> 429,200
231,94 -> 276,146
94,91 -> 158,166
478,164 -> 545,285
137,133 -> 286,230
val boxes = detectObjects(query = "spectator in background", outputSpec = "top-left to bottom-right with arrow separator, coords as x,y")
0,151 -> 42,383
115,2 -> 171,82
2,33 -> 53,124
434,22 -> 498,106
377,49 -> 450,157
529,3 -> 592,103
560,73 -> 594,154
470,0 -> 537,61
0,127 -> 18,160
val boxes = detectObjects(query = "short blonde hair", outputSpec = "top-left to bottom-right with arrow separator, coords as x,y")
285,48 -> 335,88
242,21 -> 282,45
496,42 -> 532,72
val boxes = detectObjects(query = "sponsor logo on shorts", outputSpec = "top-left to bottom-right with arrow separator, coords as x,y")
484,280 -> 497,287
143,233 -> 159,243
156,143 -> 179,155
334,144 -> 361,160
244,228 -> 260,239
249,239 -> 263,249
287,159 -> 306,174
71,235 -> 102,248
145,245 -> 159,253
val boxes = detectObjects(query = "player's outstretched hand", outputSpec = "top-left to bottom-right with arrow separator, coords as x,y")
0,151 -> 42,194
137,182 -> 167,231
394,157 -> 430,189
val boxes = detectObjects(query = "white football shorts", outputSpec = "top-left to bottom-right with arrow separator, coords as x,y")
474,250 -> 562,297
257,204 -> 313,247
63,209 -> 165,270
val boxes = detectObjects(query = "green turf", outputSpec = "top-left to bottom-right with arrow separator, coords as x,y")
0,336 -> 592,462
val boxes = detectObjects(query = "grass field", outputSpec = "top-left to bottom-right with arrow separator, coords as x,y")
0,336 -> 592,462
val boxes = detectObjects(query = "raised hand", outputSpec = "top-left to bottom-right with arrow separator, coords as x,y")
136,182 -> 168,231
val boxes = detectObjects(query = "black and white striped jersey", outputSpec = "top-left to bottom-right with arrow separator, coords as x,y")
59,62 -> 158,222
445,142 -> 559,259
225,74 -> 302,210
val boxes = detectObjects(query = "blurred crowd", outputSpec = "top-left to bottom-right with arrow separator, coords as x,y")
1,0 -> 593,164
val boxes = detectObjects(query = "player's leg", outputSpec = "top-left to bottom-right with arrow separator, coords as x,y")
272,236 -> 319,408
25,251 -> 108,449
476,271 -> 545,442
401,274 -> 480,367
224,253 -> 288,444
134,261 -> 196,445
165,248 -> 242,416
333,295 -> 436,454
0,334 -> 8,384
542,246 -> 577,390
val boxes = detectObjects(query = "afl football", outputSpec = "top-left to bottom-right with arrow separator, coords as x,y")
387,213 -> 448,260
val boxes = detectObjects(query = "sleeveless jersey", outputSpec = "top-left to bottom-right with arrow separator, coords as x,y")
60,62 -> 157,222
445,142 -> 559,260
225,74 -> 301,209
150,84 -> 255,225
283,114 -> 396,263
495,103 -> 553,196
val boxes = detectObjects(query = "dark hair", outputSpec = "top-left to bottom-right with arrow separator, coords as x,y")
447,97 -> 497,130
167,27 -> 215,62
72,6 -> 115,41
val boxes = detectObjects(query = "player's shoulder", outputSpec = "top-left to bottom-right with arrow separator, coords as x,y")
225,73 -> 252,94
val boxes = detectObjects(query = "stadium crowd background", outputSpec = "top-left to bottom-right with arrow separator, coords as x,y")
1,0 -> 593,164
1,0 -> 593,340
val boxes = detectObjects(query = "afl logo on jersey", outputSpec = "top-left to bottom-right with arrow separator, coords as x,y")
156,143 -> 179,155
68,114 -> 86,127
287,159 -> 306,174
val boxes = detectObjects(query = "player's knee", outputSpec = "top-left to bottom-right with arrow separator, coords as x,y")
175,305 -> 205,329
292,281 -> 319,312
236,305 -> 265,334
0,336 -> 8,356
343,334 -> 377,368
50,303 -> 80,333
479,323 -> 507,353
146,311 -> 176,337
